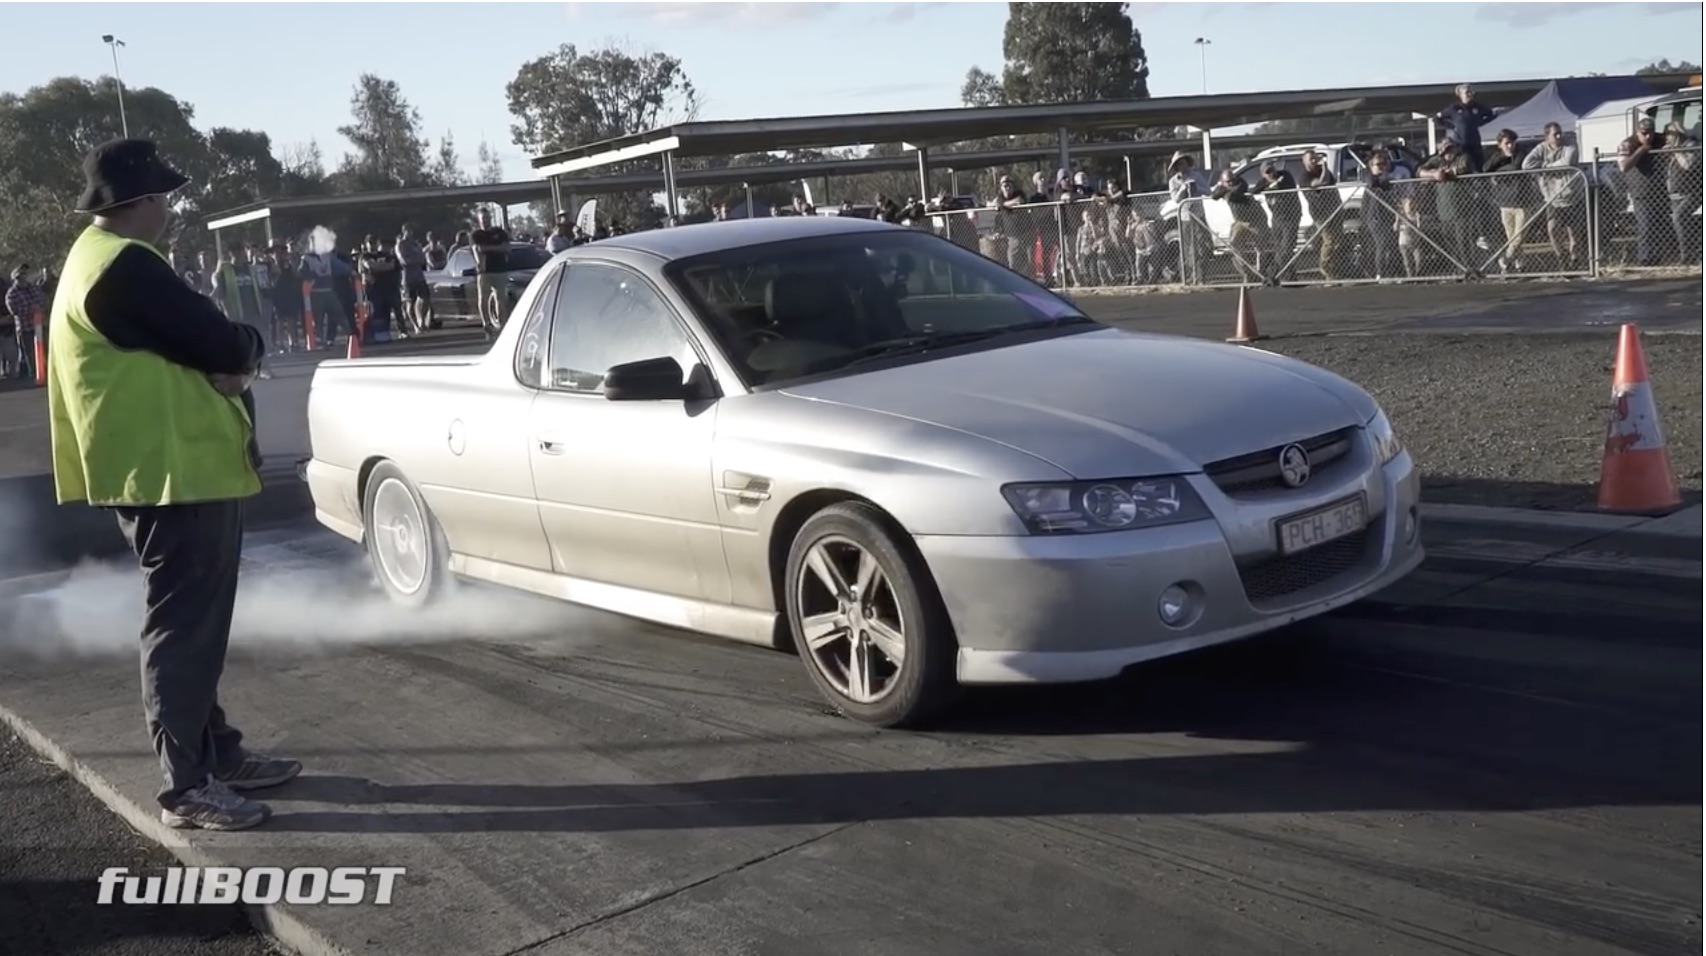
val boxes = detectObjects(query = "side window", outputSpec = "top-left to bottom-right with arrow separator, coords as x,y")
1681,100 -> 1702,138
1338,149 -> 1363,183
547,264 -> 697,394
512,265 -> 563,388
448,248 -> 474,275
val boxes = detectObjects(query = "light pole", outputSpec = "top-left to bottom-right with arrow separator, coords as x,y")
101,34 -> 128,137
1193,37 -> 1211,95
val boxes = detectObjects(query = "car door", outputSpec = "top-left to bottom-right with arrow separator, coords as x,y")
526,261 -> 732,604
431,247 -> 477,320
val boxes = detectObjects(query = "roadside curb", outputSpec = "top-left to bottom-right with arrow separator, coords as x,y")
1420,502 -> 1703,541
0,703 -> 345,956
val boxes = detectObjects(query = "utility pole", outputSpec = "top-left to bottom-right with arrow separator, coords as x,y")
1193,37 -> 1211,95
101,34 -> 129,137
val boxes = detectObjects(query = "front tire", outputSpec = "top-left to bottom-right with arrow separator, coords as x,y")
362,461 -> 452,609
784,502 -> 960,727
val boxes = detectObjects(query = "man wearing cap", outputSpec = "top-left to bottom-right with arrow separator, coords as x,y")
1419,136 -> 1481,278
48,138 -> 300,832
1617,116 -> 1669,267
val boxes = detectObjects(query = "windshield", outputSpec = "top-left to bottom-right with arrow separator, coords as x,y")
508,244 -> 552,271
664,229 -> 1094,388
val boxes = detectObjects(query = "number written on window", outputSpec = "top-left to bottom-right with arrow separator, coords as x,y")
547,264 -> 696,394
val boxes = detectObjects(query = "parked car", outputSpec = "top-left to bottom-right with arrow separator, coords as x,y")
426,241 -> 553,322
301,217 -> 1422,727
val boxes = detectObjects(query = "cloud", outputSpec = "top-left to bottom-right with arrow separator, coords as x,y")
598,2 -> 841,24
1473,1 -> 1691,27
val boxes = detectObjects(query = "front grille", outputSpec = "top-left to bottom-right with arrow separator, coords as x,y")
1238,525 -> 1376,605
1205,427 -> 1358,496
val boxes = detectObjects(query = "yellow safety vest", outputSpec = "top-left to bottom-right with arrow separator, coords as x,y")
47,224 -> 260,506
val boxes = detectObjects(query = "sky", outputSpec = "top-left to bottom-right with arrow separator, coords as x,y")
5,1 -> 1702,182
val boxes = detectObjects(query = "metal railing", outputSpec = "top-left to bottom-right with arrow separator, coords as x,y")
921,150 -> 1700,291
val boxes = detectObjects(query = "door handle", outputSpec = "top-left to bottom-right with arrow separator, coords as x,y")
536,435 -> 566,455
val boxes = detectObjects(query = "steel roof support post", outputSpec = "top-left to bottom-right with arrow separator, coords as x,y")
499,204 -> 511,231
214,228 -> 223,259
1056,127 -> 1070,179
1123,156 -> 1133,189
915,146 -> 930,199
549,175 -> 564,216
263,216 -> 274,247
661,150 -> 680,226
948,167 -> 959,195
1412,113 -> 1437,155
744,183 -> 753,218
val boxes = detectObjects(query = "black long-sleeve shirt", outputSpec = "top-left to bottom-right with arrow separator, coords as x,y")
84,244 -> 263,376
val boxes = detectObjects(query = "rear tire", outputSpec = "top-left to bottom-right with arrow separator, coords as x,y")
362,461 -> 452,610
784,502 -> 961,728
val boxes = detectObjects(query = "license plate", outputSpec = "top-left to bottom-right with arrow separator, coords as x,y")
1276,496 -> 1367,556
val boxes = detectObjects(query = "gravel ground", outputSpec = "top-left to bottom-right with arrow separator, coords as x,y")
0,727 -> 282,956
1254,332 -> 1704,511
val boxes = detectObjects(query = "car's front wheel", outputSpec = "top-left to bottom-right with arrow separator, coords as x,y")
362,461 -> 453,609
784,502 -> 960,727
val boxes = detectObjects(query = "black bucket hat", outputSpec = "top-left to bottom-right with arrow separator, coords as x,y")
75,138 -> 191,214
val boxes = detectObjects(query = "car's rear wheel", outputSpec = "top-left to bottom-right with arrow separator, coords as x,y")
784,502 -> 960,727
362,461 -> 452,609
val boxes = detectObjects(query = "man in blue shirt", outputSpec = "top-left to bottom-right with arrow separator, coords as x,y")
1436,83 -> 1497,171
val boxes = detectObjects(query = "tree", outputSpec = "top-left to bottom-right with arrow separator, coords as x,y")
1638,59 -> 1701,75
336,73 -> 432,190
429,132 -> 465,187
0,76 -> 210,268
505,42 -> 701,156
1000,2 -> 1150,105
960,67 -> 1007,108
475,140 -> 504,184
506,42 -> 701,230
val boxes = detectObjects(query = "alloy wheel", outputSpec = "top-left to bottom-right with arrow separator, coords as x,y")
794,535 -> 908,704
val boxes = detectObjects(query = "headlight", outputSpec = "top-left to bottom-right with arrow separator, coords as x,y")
1367,409 -> 1402,465
1002,477 -> 1211,535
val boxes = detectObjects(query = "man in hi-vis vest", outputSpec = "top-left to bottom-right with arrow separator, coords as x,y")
48,138 -> 302,831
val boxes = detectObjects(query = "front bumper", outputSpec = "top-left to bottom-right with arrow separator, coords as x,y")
916,450 -> 1423,685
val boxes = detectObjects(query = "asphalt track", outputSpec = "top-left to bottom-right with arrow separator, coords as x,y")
0,277 -> 1699,956
0,508 -> 1699,956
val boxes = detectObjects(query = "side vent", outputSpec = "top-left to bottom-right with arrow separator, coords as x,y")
716,472 -> 774,514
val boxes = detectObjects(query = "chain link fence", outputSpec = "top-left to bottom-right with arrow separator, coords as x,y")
922,155 -> 1695,290
1591,145 -> 1703,275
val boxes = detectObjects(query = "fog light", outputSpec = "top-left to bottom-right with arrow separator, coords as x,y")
1157,584 -> 1192,627
1405,507 -> 1419,544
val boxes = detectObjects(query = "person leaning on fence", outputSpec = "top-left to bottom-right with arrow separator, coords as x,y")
47,137 -> 300,832
1419,136 -> 1482,279
1212,169 -> 1266,284
1253,162 -> 1302,284
1362,152 -> 1402,281
1483,129 -> 1532,274
1616,116 -> 1670,267
1521,122 -> 1582,269
1299,151 -> 1345,281
1662,122 -> 1702,265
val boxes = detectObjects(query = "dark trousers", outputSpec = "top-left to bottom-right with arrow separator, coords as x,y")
112,499 -> 247,808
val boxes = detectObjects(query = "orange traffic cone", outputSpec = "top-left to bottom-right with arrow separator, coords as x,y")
31,310 -> 46,387
1226,286 -> 1264,343
1597,323 -> 1681,514
300,281 -> 318,351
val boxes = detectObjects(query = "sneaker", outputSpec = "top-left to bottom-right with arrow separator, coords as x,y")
161,777 -> 270,831
217,753 -> 302,791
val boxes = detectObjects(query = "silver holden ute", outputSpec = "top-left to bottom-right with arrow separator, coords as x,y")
302,216 -> 1422,728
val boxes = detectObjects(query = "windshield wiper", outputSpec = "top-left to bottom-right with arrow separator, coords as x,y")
843,317 -> 1096,366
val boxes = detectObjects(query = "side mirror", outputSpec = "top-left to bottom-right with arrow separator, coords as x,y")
603,356 -> 689,401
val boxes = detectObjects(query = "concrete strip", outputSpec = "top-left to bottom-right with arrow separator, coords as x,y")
1636,504 -> 1705,539
1420,502 -> 1703,540
1424,538 -> 1702,580
0,704 -> 354,956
